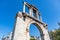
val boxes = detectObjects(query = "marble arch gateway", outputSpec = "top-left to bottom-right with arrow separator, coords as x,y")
2,2 -> 50,40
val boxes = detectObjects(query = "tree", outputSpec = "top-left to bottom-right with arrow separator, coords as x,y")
30,38 -> 36,40
30,36 -> 36,40
49,29 -> 60,40
30,37 -> 36,40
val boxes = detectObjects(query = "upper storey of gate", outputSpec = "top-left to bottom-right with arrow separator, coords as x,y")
17,2 -> 47,27
23,2 -> 42,21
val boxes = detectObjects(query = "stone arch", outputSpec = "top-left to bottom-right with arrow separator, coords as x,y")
29,23 -> 43,39
12,12 -> 50,40
29,23 -> 41,37
25,20 -> 45,40
12,2 -> 51,40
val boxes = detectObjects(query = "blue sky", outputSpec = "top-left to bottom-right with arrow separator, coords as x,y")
0,0 -> 60,40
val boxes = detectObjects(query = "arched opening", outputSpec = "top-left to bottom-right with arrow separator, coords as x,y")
29,23 -> 42,40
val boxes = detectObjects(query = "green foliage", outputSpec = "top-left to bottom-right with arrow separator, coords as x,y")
30,38 -> 36,40
56,30 -> 60,40
50,30 -> 60,40
30,37 -> 36,40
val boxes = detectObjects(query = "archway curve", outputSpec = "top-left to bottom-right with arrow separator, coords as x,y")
29,23 -> 42,37
29,22 -> 42,33
25,19 -> 50,40
26,20 -> 44,40
26,21 -> 44,33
